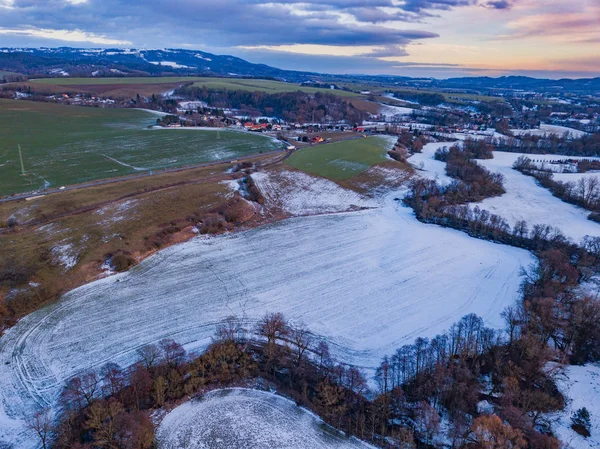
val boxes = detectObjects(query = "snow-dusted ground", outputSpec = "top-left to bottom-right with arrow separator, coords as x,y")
0,193 -> 532,447
552,172 -> 600,184
409,146 -> 600,242
477,152 -> 600,243
156,389 -> 375,449
511,124 -> 587,139
378,103 -> 414,118
408,142 -> 455,186
252,170 -> 376,215
551,364 -> 600,449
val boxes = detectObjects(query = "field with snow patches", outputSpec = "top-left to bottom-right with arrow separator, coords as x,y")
550,364 -> 600,449
0,190 -> 532,447
156,389 -> 375,449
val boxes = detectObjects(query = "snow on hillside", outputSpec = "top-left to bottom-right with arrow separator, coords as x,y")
156,389 -> 375,449
252,169 -> 376,215
0,194 -> 532,448
378,103 -> 414,117
148,61 -> 192,69
477,152 -> 600,243
551,364 -> 600,449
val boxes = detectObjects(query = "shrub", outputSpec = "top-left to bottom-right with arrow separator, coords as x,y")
571,407 -> 592,437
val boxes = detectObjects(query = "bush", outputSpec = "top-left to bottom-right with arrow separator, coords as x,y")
109,252 -> 135,272
571,407 -> 592,437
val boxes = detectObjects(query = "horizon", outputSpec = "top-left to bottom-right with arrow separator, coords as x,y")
0,1 -> 598,79
2,45 -> 599,82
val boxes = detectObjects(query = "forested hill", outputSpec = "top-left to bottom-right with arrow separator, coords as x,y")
0,47 -> 316,80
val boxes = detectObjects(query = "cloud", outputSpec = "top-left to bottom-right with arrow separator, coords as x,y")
0,0 -> 475,50
0,27 -> 131,45
402,0 -> 477,13
502,4 -> 600,42
483,0 -> 514,9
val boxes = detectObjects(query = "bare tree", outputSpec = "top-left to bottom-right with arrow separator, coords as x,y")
289,323 -> 313,365
26,408 -> 54,449
137,344 -> 161,370
215,315 -> 245,343
101,362 -> 125,397
159,339 -> 186,367
256,312 -> 289,358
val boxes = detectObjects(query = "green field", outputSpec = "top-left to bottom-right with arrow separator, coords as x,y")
28,76 -> 359,97
391,87 -> 504,104
30,76 -> 201,85
0,99 -> 284,196
189,78 -> 359,97
286,136 -> 392,180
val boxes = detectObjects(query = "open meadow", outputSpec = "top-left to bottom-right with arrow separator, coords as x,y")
22,76 -> 361,98
286,136 -> 395,180
0,99 -> 283,196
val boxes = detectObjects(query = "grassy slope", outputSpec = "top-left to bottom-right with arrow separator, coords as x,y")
0,99 -> 282,196
286,136 -> 392,180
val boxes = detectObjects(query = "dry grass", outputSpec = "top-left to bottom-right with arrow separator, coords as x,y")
0,153 -> 279,330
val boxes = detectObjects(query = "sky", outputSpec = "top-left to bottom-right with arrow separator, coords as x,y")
0,0 -> 598,79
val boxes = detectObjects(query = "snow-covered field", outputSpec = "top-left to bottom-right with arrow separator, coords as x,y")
0,192 -> 532,447
156,389 -> 375,449
378,103 -> 414,118
510,124 -> 587,139
408,142 -> 455,185
409,146 -> 600,242
252,169 -> 376,215
477,153 -> 600,243
552,172 -> 600,184
551,364 -> 600,449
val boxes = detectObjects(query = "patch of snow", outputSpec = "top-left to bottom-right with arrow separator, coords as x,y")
156,388 -> 375,449
48,68 -> 69,76
51,241 -> 78,271
148,61 -> 192,69
378,103 -> 414,117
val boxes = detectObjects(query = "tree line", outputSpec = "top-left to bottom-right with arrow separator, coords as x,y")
175,86 -> 368,125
